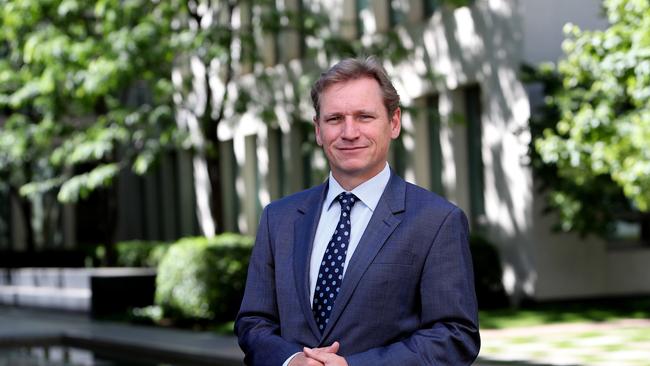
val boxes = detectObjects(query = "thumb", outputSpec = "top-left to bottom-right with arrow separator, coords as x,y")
326,341 -> 340,353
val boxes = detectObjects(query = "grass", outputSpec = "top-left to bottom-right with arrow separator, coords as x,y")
215,320 -> 235,335
479,296 -> 650,329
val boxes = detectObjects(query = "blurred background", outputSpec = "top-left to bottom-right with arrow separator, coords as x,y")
1,0 -> 649,365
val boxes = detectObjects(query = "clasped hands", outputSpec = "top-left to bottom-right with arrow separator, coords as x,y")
289,341 -> 348,366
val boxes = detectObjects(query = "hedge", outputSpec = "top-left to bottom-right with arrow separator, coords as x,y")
470,234 -> 509,309
115,240 -> 170,268
155,233 -> 253,323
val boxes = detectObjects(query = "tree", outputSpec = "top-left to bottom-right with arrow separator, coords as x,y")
0,0 -> 182,252
526,0 -> 650,238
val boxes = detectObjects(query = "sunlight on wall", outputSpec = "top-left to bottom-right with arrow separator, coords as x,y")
453,8 -> 484,58
400,112 -> 416,183
437,92 -> 458,203
233,133 -> 248,234
257,128 -> 271,207
172,56 -> 217,237
502,263 -> 516,296
192,152 -> 216,237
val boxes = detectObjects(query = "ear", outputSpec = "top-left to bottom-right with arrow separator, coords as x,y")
390,107 -> 401,139
313,117 -> 323,146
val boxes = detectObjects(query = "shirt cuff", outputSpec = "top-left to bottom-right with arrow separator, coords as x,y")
283,352 -> 301,366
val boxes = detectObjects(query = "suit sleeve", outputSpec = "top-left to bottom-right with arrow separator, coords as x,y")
235,207 -> 303,365
345,207 -> 481,366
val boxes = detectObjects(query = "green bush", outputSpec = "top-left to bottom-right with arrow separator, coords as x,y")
470,235 -> 509,309
155,233 -> 253,323
115,240 -> 170,268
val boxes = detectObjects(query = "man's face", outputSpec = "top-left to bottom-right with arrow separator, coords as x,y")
314,77 -> 401,187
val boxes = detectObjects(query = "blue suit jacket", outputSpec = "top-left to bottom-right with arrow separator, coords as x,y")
235,173 -> 480,365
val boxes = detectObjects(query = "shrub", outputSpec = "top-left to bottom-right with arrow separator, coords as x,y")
115,240 -> 170,268
470,234 -> 509,309
155,233 -> 253,323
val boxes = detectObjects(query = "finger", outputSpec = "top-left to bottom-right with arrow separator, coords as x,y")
303,347 -> 327,362
313,341 -> 340,353
291,353 -> 323,366
328,341 -> 340,353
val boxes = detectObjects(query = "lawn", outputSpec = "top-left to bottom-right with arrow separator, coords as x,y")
479,296 -> 650,329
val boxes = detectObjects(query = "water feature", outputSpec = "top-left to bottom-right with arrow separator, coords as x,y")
0,346 -> 172,366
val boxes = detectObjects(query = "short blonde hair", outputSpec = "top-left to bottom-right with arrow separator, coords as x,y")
310,56 -> 400,119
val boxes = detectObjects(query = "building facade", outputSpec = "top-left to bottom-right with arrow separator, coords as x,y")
213,0 -> 650,302
3,0 -> 649,303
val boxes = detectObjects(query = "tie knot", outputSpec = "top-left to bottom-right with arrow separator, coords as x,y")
337,192 -> 357,213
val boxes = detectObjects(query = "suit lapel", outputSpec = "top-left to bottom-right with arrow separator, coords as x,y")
321,173 -> 406,341
293,183 -> 328,339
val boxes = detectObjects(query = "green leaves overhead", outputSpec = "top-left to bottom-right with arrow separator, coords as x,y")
0,0 -> 181,202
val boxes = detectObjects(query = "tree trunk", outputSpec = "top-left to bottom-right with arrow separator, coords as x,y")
9,186 -> 35,252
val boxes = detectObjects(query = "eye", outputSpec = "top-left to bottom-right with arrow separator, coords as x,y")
359,114 -> 374,121
326,115 -> 342,123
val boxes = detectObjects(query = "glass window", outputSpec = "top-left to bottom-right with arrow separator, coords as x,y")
267,126 -> 285,201
608,213 -> 650,248
423,0 -> 438,18
427,95 -> 445,195
465,85 -> 485,229
356,0 -> 371,36
219,139 -> 240,233
389,0 -> 405,27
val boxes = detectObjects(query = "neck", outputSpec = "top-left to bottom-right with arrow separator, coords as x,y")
331,164 -> 387,191
333,176 -> 365,191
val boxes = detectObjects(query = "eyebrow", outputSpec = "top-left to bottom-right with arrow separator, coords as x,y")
322,109 -> 378,119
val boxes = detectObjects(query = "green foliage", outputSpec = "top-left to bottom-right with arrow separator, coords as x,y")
480,297 -> 650,329
0,0 -> 183,204
115,240 -> 170,268
470,235 -> 508,309
155,233 -> 253,322
525,0 -> 650,236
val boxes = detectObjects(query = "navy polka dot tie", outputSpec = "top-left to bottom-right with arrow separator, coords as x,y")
312,192 -> 358,333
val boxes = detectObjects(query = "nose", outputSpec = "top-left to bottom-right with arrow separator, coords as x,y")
341,117 -> 360,140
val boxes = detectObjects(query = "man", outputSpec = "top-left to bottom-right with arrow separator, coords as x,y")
236,56 -> 480,365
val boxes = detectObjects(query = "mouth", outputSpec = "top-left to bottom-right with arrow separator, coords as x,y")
337,146 -> 367,151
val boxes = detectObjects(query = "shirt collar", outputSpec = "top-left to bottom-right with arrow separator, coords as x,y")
325,163 -> 391,212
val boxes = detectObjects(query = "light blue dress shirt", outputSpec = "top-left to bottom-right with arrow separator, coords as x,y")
309,163 -> 391,302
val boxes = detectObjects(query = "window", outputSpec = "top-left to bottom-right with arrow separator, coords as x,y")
390,134 -> 408,179
356,0 -> 371,36
609,213 -> 650,248
465,85 -> 485,229
427,95 -> 444,195
389,0 -> 405,27
423,0 -> 438,18
219,139 -> 240,233
267,126 -> 286,201
411,95 -> 444,194
288,122 -> 314,193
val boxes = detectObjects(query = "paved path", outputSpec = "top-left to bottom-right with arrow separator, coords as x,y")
478,319 -> 650,366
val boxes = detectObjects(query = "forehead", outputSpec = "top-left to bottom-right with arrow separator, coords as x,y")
319,77 -> 384,113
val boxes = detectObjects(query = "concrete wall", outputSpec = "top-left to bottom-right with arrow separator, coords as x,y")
521,0 -> 609,65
